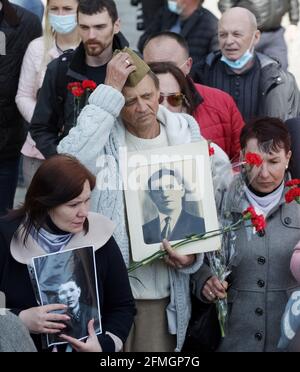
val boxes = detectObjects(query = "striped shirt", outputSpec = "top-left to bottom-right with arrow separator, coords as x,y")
204,56 -> 261,124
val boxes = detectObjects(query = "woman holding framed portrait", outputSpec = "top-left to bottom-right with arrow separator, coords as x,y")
0,154 -> 135,352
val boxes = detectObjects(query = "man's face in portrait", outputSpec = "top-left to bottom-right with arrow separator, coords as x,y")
149,173 -> 185,215
58,281 -> 81,312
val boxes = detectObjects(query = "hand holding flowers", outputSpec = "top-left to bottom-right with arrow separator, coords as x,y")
128,150 -> 267,338
128,205 -> 266,271
162,239 -> 196,269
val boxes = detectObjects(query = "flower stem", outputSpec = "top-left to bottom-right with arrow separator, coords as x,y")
128,219 -> 244,273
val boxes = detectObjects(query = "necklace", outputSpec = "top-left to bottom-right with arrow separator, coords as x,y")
55,40 -> 65,55
55,40 -> 77,55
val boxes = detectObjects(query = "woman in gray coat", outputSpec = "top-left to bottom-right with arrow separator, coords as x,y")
192,117 -> 300,352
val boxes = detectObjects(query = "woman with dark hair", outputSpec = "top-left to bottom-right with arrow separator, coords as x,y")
192,117 -> 300,352
0,154 -> 135,352
150,62 -> 197,115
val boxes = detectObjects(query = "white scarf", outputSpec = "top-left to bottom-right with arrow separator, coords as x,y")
30,227 -> 73,254
244,181 -> 284,217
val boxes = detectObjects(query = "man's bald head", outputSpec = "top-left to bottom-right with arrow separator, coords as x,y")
143,32 -> 192,76
218,6 -> 260,67
220,7 -> 258,34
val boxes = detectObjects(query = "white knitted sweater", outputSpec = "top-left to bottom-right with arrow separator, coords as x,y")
58,84 -> 232,350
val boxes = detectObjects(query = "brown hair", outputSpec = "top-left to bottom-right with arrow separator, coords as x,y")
77,0 -> 118,23
240,117 -> 291,154
149,62 -> 196,115
9,154 -> 96,242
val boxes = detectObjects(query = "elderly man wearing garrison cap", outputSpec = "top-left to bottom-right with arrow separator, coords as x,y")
58,48 -> 232,352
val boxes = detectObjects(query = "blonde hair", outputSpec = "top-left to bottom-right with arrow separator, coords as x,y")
42,0 -> 56,68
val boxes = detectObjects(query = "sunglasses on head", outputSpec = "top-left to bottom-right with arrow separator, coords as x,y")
159,92 -> 187,107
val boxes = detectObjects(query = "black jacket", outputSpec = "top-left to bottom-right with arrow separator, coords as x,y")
0,216 -> 135,352
138,5 -> 219,64
218,0 -> 299,31
0,0 -> 42,160
192,51 -> 300,121
30,33 -> 128,159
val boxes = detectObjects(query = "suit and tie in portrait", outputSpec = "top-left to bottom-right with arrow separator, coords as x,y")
142,168 -> 205,245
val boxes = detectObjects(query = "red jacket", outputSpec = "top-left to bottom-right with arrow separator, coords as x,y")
193,83 -> 244,162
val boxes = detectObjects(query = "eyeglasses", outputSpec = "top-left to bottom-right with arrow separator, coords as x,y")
159,92 -> 187,107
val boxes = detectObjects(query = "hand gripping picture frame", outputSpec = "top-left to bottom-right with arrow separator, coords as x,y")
124,141 -> 221,262
32,246 -> 101,347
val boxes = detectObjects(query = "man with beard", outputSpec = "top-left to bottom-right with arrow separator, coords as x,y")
30,0 -> 129,159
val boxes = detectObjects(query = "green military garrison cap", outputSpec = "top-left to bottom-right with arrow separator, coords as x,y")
113,47 -> 150,87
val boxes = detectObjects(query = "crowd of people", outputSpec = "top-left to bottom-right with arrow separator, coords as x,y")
1,0 -> 300,352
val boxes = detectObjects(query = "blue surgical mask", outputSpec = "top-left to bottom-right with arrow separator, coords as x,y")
49,13 -> 77,34
221,34 -> 256,70
221,49 -> 253,70
168,0 -> 182,15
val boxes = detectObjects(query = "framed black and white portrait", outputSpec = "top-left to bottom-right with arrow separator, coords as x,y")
32,246 -> 101,347
124,141 -> 221,262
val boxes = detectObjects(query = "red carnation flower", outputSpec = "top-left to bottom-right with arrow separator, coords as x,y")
72,87 -> 85,97
82,80 -> 97,91
285,179 -> 300,188
209,144 -> 215,157
252,214 -> 266,232
285,187 -> 300,204
242,206 -> 266,233
67,82 -> 82,92
243,206 -> 256,220
245,152 -> 263,167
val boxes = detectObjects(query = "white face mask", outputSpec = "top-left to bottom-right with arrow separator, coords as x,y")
168,0 -> 182,15
48,13 -> 77,34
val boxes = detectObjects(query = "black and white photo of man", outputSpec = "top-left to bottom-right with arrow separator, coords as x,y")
32,246 -> 101,346
142,168 -> 205,244
57,279 -> 99,341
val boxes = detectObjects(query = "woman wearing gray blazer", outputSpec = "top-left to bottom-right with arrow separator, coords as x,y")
192,117 -> 300,352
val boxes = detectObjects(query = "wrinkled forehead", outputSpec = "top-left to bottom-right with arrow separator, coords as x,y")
219,8 -> 256,34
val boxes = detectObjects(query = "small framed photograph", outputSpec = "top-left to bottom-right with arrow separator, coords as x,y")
32,246 -> 101,347
124,141 -> 221,262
